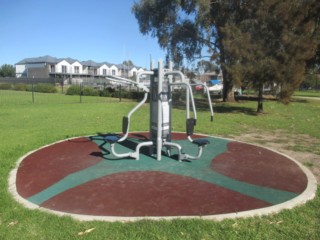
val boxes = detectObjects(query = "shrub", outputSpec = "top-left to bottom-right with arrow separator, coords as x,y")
32,83 -> 57,93
0,83 -> 12,90
99,89 -> 112,97
13,83 -> 28,91
172,91 -> 184,101
130,91 -> 145,100
66,85 -> 100,96
82,86 -> 99,96
66,85 -> 81,95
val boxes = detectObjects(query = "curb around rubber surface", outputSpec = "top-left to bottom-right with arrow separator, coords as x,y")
8,132 -> 317,222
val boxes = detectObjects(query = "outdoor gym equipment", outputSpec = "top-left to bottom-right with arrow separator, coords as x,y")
104,60 -> 214,161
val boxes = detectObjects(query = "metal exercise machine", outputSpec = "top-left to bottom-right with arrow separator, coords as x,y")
104,60 -> 214,161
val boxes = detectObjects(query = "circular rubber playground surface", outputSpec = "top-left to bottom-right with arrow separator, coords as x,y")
9,132 -> 317,221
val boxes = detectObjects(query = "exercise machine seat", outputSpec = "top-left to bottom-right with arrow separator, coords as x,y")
192,138 -> 210,147
105,135 -> 120,144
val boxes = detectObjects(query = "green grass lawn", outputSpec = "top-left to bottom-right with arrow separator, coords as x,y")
293,90 -> 320,98
0,92 -> 319,239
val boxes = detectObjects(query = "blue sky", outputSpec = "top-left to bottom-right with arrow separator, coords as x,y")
0,0 -> 167,68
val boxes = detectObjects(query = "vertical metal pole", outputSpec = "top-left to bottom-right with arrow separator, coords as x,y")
186,76 -> 190,119
32,82 -> 35,104
119,85 -> 122,102
80,83 -> 83,103
168,61 -> 173,143
156,60 -> 163,161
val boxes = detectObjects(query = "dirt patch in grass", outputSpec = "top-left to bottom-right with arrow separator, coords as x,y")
230,130 -> 320,183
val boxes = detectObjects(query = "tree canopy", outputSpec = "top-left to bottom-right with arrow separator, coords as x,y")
122,60 -> 134,67
222,0 -> 320,111
0,64 -> 15,77
133,0 -> 320,110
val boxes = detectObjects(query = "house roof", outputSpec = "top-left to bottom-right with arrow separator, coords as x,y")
16,55 -> 145,70
64,57 -> 79,64
81,60 -> 100,67
16,55 -> 60,64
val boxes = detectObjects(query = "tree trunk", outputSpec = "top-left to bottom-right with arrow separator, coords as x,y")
257,83 -> 264,113
221,67 -> 235,102
219,42 -> 235,102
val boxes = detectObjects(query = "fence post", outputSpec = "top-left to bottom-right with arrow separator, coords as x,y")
119,85 -> 122,102
80,83 -> 83,103
61,78 -> 64,93
32,78 -> 35,104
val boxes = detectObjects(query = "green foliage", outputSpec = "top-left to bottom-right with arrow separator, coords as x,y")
13,83 -> 28,91
302,73 -> 320,90
0,83 -> 11,90
133,0 -> 320,104
66,85 -> 81,95
221,0 -> 320,111
132,0 -> 249,101
197,60 -> 220,74
99,89 -> 112,97
122,60 -> 134,67
31,83 -> 57,93
82,86 -> 99,96
0,64 -> 15,77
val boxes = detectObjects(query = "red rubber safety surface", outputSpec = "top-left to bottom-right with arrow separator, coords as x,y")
13,132 -> 310,218
40,171 -> 271,216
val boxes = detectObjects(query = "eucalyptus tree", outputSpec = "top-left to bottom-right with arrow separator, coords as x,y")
132,0 -> 320,109
222,0 -> 320,112
132,0 -> 246,102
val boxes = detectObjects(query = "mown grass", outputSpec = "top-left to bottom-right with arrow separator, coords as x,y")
0,92 -> 319,239
293,90 -> 320,98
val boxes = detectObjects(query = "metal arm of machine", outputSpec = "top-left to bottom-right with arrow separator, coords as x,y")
164,70 -> 196,118
104,91 -> 152,160
189,83 -> 214,121
117,92 -> 148,142
136,70 -> 154,85
169,82 -> 197,120
106,75 -> 149,93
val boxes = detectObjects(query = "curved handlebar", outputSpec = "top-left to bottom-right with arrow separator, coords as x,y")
106,75 -> 149,93
165,71 -> 185,83
117,92 -> 149,142
136,71 -> 154,84
190,83 -> 214,121
169,82 -> 197,120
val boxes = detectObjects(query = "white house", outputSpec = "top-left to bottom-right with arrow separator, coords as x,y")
70,61 -> 83,75
98,64 -> 109,76
55,59 -> 71,74
108,64 -> 119,76
15,55 -> 145,79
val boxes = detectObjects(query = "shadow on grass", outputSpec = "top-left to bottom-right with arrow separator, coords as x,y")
173,99 -> 258,116
213,105 -> 258,115
290,98 -> 310,103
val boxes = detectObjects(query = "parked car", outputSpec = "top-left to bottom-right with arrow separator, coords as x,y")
208,79 -> 223,94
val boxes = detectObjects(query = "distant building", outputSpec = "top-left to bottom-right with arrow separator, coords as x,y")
15,55 -> 145,79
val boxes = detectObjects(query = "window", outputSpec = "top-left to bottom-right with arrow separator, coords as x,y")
74,66 -> 79,74
112,69 -> 116,75
62,65 -> 67,73
50,65 -> 55,73
103,69 -> 107,75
